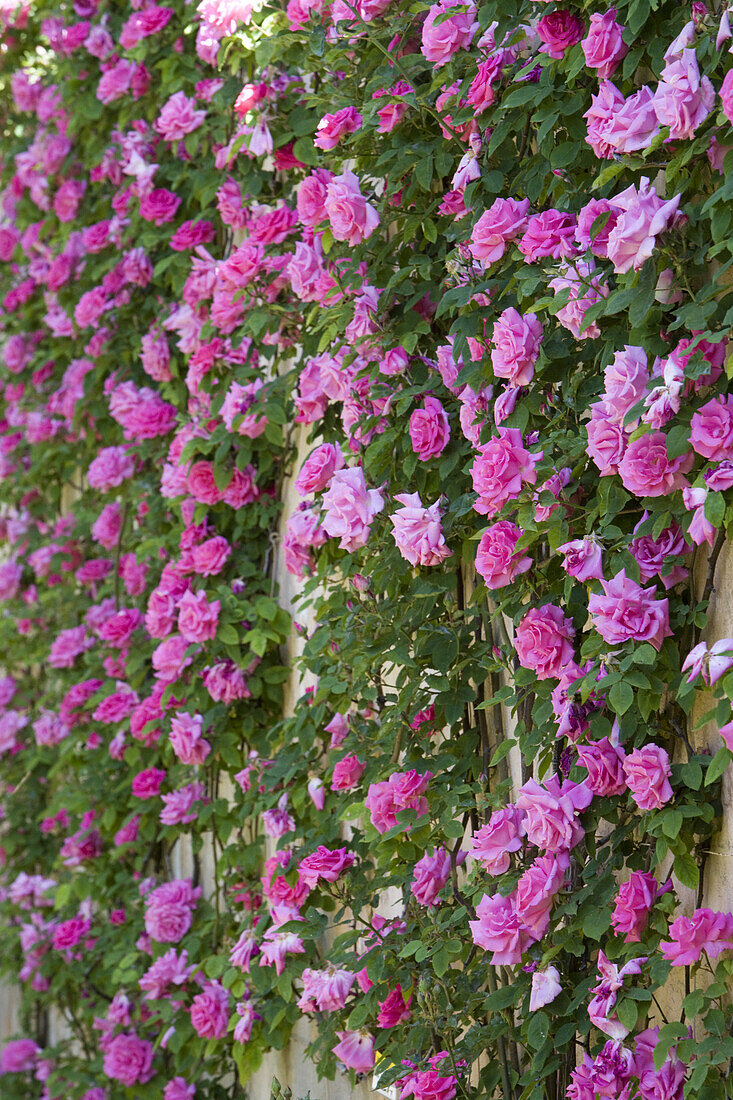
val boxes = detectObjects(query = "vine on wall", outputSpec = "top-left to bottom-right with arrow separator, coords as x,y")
0,0 -> 732,1098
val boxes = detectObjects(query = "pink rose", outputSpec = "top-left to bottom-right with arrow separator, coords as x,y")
589,569 -> 672,650
132,767 -> 166,799
190,981 -> 229,1039
170,712 -> 211,765
187,460 -> 223,505
298,845 -> 355,888
586,401 -> 628,475
603,345 -> 649,419
408,396 -> 450,461
321,467 -> 384,551
297,169 -> 333,226
0,1039 -> 39,1073
537,10 -> 584,58
102,1033 -> 154,1087
611,870 -> 660,941
469,891 -> 530,964
557,537 -> 603,581
139,188 -> 181,226
581,9 -> 627,77
376,985 -> 412,1028
324,171 -> 379,246
389,493 -> 451,567
154,91 -> 206,142
617,431 -> 692,497
516,775 -> 593,852
152,635 -> 197,682
475,521 -> 532,589
410,848 -> 451,907
191,536 -> 231,576
515,603 -> 575,680
575,198 -> 620,258
515,852 -> 569,937
177,589 -> 220,643
490,308 -> 543,386
623,744 -> 673,810
332,1031 -> 375,1074
518,210 -> 577,262
420,0 -> 477,65
296,443 -> 344,496
653,49 -> 714,140
467,804 -> 525,875
721,68 -> 733,124
470,427 -> 538,517
660,908 -> 733,965
87,446 -> 134,492
314,106 -> 363,149
577,737 -> 626,796
690,395 -> 733,460
331,754 -> 366,790
606,177 -> 681,274
144,879 -> 200,944
469,197 -> 530,265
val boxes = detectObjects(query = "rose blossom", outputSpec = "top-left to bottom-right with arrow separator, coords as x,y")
581,9 -> 627,77
331,754 -> 366,791
409,396 -> 450,461
516,775 -> 593,853
420,0 -> 478,65
576,737 -> 626,796
475,521 -> 532,589
314,106 -> 362,150
469,197 -> 530,265
690,395 -> 733,461
469,891 -> 530,964
389,493 -> 451,567
537,10 -> 584,59
623,744 -> 673,810
324,171 -> 379,246
518,210 -> 576,262
410,848 -> 452,908
296,443 -> 344,496
471,428 -> 538,517
653,49 -> 714,140
617,430 -> 692,497
515,852 -> 569,937
177,589 -> 220,643
321,467 -> 384,551
606,178 -> 681,275
660,908 -> 733,965
154,91 -> 206,142
611,871 -> 660,941
588,570 -> 672,651
467,805 -> 525,875
515,604 -> 575,680
490,308 -> 543,387
191,536 -> 231,576
557,537 -> 603,581
87,446 -> 134,491
102,1033 -> 154,1087
191,981 -> 229,1039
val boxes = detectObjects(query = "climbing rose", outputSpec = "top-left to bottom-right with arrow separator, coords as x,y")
689,395 -> 733,461
321,468 -> 384,551
409,396 -> 450,461
420,0 -> 477,65
410,848 -> 451,908
389,493 -> 451,567
332,1031 -> 375,1073
102,1033 -> 154,1088
588,570 -> 672,650
611,871 -> 660,941
467,805 -> 525,875
469,891 -> 530,964
516,776 -> 593,853
469,197 -> 530,265
617,431 -> 692,496
623,744 -> 673,810
470,428 -> 538,517
660,908 -> 733,965
515,604 -> 575,680
475,521 -> 532,589
537,10 -> 584,58
581,9 -> 627,77
324,171 -> 379,246
490,308 -> 543,387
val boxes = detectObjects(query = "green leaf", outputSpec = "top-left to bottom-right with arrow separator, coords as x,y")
673,851 -> 699,890
527,1011 -> 550,1049
705,746 -> 731,786
609,680 -> 634,716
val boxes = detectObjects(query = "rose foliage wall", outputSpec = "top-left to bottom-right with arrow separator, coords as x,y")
1,0 -> 733,1097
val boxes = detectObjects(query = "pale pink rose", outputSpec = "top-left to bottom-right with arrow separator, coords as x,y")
169,712 -> 211,765
515,603 -> 575,680
603,345 -> 649,419
490,308 -> 543,386
581,9 -> 627,77
321,467 -> 384,551
191,982 -> 229,1039
623,744 -> 673,810
653,49 -> 714,140
389,493 -> 451,566
529,966 -> 562,1011
97,59 -> 136,104
617,430 -> 692,497
408,396 -> 450,460
469,197 -> 530,265
324,171 -> 379,246
314,106 -> 362,149
606,177 -> 681,274
87,446 -> 134,492
283,505 -> 327,578
144,879 -> 200,944
475,521 -> 532,589
152,635 -> 197,682
332,1031 -> 375,1074
467,805 -> 525,875
586,400 -> 628,475
515,852 -> 569,937
421,0 -> 478,65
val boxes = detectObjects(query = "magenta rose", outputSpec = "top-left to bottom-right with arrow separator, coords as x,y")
515,852 -> 569,937
410,848 -> 451,908
623,743 -> 673,810
576,737 -> 626,796
190,981 -> 229,1039
690,395 -> 733,461
516,775 -> 593,853
469,197 -> 530,265
514,603 -> 574,679
660,908 -> 733,965
177,589 -> 220,643
314,106 -> 362,150
191,536 -> 231,576
408,396 -> 450,461
324,171 -> 379,246
721,69 -> 733,124
471,427 -> 538,517
537,10 -> 584,58
469,891 -> 530,964
132,766 -> 166,799
331,753 -> 366,791
586,400 -> 628,475
139,188 -> 181,226
518,210 -> 577,262
420,0 -> 477,65
295,443 -> 344,496
467,804 -> 525,875
102,1032 -> 154,1088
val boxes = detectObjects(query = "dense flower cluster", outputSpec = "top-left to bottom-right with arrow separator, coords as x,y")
0,0 -> 732,1098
